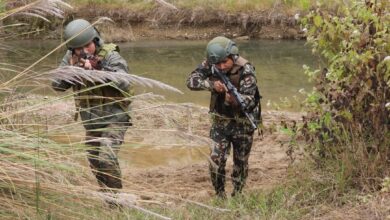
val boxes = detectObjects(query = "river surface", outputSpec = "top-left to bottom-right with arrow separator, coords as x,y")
3,39 -> 316,168
4,39 -> 315,109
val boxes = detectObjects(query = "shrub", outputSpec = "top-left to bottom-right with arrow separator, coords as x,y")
300,0 -> 389,190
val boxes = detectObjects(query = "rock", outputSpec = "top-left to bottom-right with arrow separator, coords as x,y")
235,35 -> 250,40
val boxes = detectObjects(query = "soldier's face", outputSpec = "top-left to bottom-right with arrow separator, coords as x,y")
74,41 -> 96,57
215,57 -> 234,73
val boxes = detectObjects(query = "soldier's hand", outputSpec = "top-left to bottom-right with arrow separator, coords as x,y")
83,59 -> 92,70
69,54 -> 79,66
88,57 -> 102,70
201,60 -> 209,68
224,92 -> 236,105
213,80 -> 227,93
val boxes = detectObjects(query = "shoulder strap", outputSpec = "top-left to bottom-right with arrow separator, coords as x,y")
97,43 -> 119,58
228,56 -> 249,88
230,56 -> 249,74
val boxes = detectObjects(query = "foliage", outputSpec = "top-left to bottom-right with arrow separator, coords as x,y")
70,0 -> 340,13
301,0 -> 389,189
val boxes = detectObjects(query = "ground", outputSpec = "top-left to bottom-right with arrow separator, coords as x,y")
124,130 -> 293,200
4,93 -> 389,219
119,98 -> 301,201
23,93 -> 300,201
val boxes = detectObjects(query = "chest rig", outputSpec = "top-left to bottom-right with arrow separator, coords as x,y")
209,56 -> 249,114
72,43 -> 129,121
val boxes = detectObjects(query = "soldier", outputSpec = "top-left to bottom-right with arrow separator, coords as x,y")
186,36 -> 261,198
52,19 -> 131,192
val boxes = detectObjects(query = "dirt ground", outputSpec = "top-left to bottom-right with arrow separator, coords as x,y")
119,98 -> 302,200
123,130 -> 293,200
14,94 -> 301,200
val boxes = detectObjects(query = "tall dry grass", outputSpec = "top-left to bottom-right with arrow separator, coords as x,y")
0,1 -> 230,219
0,1 -> 122,219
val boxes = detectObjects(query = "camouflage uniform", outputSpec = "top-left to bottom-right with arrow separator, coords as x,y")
186,56 -> 260,197
52,44 -> 131,190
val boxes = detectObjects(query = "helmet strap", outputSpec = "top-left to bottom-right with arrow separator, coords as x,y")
93,37 -> 101,47
232,54 -> 239,63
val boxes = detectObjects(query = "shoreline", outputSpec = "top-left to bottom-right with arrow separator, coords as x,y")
8,4 -> 306,42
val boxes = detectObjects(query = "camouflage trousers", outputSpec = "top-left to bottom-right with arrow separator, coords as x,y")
209,118 -> 254,197
85,123 -> 128,190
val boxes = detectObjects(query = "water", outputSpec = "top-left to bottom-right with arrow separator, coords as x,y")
123,40 -> 315,108
3,39 -> 315,109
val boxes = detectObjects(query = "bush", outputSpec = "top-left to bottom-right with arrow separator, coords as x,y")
300,0 -> 389,190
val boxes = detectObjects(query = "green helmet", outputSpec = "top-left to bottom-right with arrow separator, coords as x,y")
63,19 -> 101,49
206,36 -> 239,64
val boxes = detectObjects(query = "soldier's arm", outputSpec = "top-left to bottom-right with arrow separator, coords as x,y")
237,64 -> 258,111
103,51 -> 130,91
186,62 -> 214,91
52,50 -> 73,92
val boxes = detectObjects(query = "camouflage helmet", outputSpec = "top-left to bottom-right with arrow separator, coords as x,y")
63,19 -> 101,49
206,36 -> 239,64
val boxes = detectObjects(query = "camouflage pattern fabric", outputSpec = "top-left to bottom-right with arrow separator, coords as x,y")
85,123 -> 128,189
210,118 -> 254,197
186,56 -> 259,197
52,44 -> 131,190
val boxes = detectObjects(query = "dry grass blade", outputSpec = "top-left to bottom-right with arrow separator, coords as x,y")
93,192 -> 171,220
0,0 -> 72,21
46,66 -> 184,94
0,23 -> 28,29
155,0 -> 178,11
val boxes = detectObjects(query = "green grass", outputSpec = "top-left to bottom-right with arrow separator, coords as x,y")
69,0 -> 341,13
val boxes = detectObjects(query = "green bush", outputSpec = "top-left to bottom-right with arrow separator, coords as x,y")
301,0 -> 389,189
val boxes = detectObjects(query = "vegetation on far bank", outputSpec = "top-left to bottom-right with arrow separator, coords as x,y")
70,0 -> 343,13
2,0 -> 348,41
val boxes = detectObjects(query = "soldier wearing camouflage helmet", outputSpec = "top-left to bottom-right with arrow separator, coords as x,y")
52,19 -> 131,193
186,36 -> 262,198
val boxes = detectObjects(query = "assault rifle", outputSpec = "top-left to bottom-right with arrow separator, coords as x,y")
79,50 -> 104,70
211,64 -> 257,130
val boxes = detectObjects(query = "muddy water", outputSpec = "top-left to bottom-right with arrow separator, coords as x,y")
4,40 -> 315,168
50,132 -> 209,168
120,146 -> 208,168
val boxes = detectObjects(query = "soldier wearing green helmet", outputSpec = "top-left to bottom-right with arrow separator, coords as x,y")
63,18 -> 101,49
206,36 -> 239,64
187,36 -> 262,198
52,19 -> 131,194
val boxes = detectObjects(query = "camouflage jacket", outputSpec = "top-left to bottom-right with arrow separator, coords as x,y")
52,44 -> 131,130
186,56 -> 261,122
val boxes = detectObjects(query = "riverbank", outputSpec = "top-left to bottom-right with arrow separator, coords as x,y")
83,3 -> 305,42
5,0 -> 316,41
